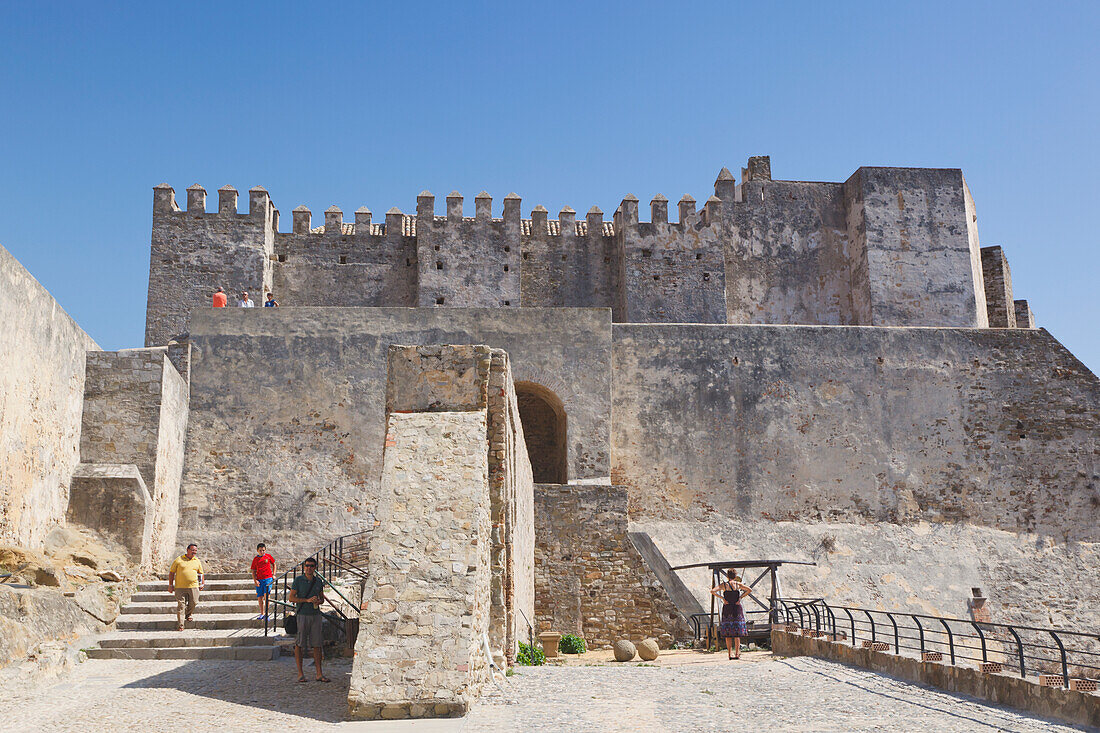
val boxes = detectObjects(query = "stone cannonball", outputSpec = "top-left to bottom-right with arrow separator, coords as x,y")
613,639 -> 637,662
637,639 -> 659,661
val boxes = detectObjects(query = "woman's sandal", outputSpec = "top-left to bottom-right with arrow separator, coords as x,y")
297,675 -> 307,683
316,676 -> 331,683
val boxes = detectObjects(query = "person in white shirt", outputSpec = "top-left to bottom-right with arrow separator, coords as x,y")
238,291 -> 255,308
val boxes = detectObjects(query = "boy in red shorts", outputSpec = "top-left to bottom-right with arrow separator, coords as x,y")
251,542 -> 277,619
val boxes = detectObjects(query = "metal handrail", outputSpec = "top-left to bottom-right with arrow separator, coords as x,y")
264,527 -> 374,637
781,599 -> 1100,688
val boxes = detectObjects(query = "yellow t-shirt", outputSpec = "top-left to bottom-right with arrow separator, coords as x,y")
169,555 -> 204,589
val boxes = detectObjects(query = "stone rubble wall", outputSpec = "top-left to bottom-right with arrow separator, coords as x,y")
486,349 -> 535,664
534,483 -> 689,648
981,245 -> 1017,328
612,324 -> 1100,542
349,344 -> 504,720
79,348 -> 189,568
0,241 -> 99,548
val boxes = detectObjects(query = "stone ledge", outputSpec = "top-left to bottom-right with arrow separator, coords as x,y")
772,629 -> 1100,729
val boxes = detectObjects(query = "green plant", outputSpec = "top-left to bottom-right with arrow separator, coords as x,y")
505,667 -> 516,677
516,641 -> 545,666
558,633 -> 586,654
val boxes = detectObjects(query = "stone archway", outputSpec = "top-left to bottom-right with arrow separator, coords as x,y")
514,382 -> 567,484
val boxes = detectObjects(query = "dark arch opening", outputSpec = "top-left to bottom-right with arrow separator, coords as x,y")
514,382 -> 567,484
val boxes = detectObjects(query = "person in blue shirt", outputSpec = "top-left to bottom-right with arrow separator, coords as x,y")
264,292 -> 279,307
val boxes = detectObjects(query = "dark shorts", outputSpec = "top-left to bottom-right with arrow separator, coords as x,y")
296,613 -> 323,651
256,577 -> 274,597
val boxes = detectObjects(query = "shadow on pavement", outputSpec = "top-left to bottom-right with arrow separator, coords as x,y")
123,655 -> 354,724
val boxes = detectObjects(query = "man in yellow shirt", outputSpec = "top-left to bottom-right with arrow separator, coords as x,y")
168,543 -> 205,631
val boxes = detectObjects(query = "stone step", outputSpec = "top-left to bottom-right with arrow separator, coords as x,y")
116,614 -> 259,631
130,590 -> 259,603
120,601 -> 259,615
86,645 -> 279,661
137,579 -> 255,592
155,572 -> 252,581
98,632 -> 275,649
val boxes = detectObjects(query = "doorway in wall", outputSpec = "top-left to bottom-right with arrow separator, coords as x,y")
514,382 -> 567,484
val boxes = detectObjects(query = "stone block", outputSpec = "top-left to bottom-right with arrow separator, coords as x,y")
613,639 -> 636,662
66,464 -> 152,566
538,632 -> 561,658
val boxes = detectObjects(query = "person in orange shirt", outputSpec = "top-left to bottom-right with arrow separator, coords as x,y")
212,287 -> 227,308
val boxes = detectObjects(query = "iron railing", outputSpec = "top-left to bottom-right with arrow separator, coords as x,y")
263,527 -> 373,640
778,598 -> 1100,689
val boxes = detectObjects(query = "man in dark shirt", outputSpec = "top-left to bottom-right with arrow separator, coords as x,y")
288,557 -> 328,682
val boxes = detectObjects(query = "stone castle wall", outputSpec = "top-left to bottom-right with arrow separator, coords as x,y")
145,184 -> 275,347
177,308 -> 584,569
79,348 -> 189,567
145,159 -> 1027,348
0,241 -> 99,547
534,483 -> 689,647
611,324 -> 1100,541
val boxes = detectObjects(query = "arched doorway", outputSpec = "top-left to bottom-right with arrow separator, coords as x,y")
514,382 -> 567,484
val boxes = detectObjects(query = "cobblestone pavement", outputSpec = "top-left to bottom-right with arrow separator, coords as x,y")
469,654 -> 1083,732
6,653 -> 1083,732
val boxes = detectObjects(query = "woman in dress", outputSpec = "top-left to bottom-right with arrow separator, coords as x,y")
711,570 -> 752,659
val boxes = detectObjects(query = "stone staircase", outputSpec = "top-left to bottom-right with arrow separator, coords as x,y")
86,572 -> 280,660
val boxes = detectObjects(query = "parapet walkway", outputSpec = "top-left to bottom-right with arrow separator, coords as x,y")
86,572 -> 278,660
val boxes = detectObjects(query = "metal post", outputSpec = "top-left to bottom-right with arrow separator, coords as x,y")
864,610 -> 876,643
1007,626 -> 1025,677
938,618 -> 955,665
709,568 -> 716,648
810,603 -> 821,632
886,612 -> 899,653
1050,631 -> 1069,688
844,608 -> 855,646
971,622 -> 987,662
824,603 -> 836,637
914,616 -> 924,655
769,565 -> 779,627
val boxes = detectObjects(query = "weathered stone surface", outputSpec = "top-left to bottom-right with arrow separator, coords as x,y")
612,324 -> 1099,541
636,638 -> 659,661
79,348 -> 188,567
67,464 -> 153,567
178,307 -> 607,567
348,344 -> 533,719
613,640 -> 636,662
0,242 -> 98,548
0,585 -> 99,669
639,517 -> 1100,637
980,245 -> 1016,328
534,484 -> 689,648
149,160 -> 1002,333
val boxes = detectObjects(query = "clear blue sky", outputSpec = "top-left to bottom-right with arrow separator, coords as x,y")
1,2 -> 1097,371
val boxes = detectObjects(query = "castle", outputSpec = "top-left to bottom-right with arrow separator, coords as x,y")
2,156 -> 1097,718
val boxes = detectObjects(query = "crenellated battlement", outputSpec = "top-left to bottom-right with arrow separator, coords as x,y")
145,155 -> 1028,345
